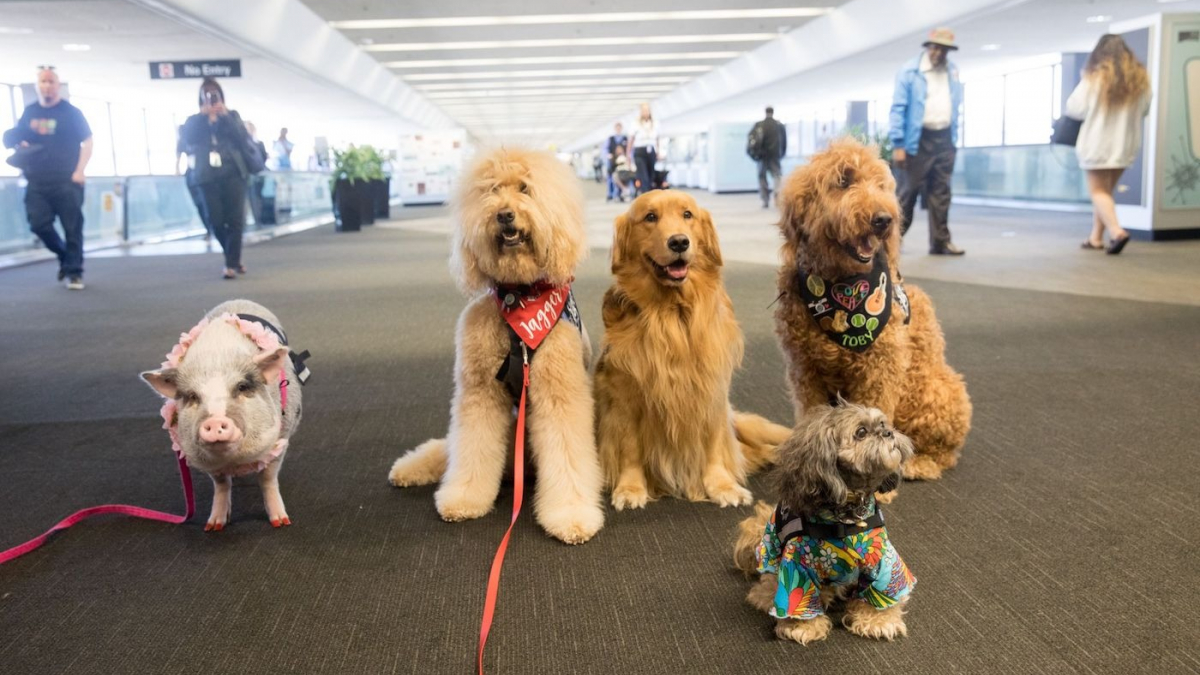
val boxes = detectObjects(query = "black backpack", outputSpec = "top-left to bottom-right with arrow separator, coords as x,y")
746,122 -> 765,161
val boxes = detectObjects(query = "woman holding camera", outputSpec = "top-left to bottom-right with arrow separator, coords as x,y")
1066,34 -> 1151,255
181,77 -> 255,278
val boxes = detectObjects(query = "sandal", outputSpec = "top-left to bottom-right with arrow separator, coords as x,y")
237,264 -> 247,274
1080,240 -> 1104,250
1106,233 -> 1130,255
222,268 -> 236,279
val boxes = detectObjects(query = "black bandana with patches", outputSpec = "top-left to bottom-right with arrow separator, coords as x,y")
796,256 -> 909,353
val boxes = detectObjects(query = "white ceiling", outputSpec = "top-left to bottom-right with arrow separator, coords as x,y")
0,0 -> 432,148
299,0 -> 846,148
572,0 -> 1200,147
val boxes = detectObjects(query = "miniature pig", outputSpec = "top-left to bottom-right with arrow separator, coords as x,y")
141,299 -> 305,531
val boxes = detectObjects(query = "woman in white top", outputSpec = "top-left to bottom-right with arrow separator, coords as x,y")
1065,34 -> 1152,254
627,102 -> 660,196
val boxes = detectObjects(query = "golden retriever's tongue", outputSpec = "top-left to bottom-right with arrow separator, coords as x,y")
667,261 -> 688,279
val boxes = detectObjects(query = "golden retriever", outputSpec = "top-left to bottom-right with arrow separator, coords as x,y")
594,191 -> 791,509
387,148 -> 604,544
774,139 -> 971,480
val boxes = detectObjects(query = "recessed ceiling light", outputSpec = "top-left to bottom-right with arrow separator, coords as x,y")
0,26 -> 34,34
62,44 -> 91,51
386,52 -> 740,69
402,65 -> 714,81
365,33 -> 775,52
359,37 -> 374,45
331,8 -> 832,30
980,44 -> 1001,51
1086,15 -> 1111,23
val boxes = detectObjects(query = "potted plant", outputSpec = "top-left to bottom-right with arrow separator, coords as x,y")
366,147 -> 394,220
846,125 -> 897,181
331,146 -> 369,232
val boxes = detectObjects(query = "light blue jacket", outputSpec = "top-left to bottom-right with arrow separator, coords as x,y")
889,53 -> 964,156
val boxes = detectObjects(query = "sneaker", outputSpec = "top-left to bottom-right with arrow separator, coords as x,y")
222,268 -> 236,279
929,243 -> 966,256
66,276 -> 85,290
57,268 -> 66,282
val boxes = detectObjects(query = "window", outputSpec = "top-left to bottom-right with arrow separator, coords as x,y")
0,85 -> 17,177
145,109 -> 180,175
1004,67 -> 1053,145
110,103 -> 150,176
963,76 -> 1005,147
72,98 -> 114,176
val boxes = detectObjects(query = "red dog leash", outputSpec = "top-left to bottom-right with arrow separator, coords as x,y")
0,454 -> 194,564
477,347 -> 529,675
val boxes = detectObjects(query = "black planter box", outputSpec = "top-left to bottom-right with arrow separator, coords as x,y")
333,179 -> 362,232
358,182 -> 376,226
373,178 -> 390,220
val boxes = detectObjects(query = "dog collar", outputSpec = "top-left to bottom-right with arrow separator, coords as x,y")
775,500 -> 885,544
796,257 -> 909,353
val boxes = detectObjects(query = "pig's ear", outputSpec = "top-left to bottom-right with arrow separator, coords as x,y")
254,347 -> 290,383
141,369 -> 178,399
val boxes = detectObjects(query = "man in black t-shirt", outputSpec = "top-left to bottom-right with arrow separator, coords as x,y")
750,106 -> 787,209
3,68 -> 93,289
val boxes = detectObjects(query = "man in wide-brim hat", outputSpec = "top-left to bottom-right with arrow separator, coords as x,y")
889,27 -> 966,256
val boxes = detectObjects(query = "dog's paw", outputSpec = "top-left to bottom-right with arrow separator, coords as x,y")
388,441 -> 446,487
204,514 -> 228,532
843,601 -> 908,641
706,482 -> 753,508
611,483 -> 650,510
775,616 -> 832,645
902,455 -> 943,481
538,502 -> 604,545
435,487 -> 494,522
746,576 -> 778,613
874,489 -> 898,505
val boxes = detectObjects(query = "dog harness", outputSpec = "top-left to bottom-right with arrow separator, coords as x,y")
756,498 -> 915,620
796,257 -> 911,353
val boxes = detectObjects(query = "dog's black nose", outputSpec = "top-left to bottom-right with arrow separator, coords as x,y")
497,209 -> 516,229
882,428 -> 893,438
667,234 -> 690,253
871,212 -> 893,233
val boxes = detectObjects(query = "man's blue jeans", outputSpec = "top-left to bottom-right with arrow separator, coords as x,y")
25,180 -> 85,277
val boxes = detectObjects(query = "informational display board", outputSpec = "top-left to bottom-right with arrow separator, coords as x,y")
396,130 -> 468,205
707,122 -> 760,193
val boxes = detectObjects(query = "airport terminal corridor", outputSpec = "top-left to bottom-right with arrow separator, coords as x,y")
2,191 -> 1198,674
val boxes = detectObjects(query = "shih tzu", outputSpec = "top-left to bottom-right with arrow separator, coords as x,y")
733,402 -> 916,644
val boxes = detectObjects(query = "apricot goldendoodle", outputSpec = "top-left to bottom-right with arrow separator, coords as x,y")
387,148 -> 604,544
594,191 -> 790,510
774,139 -> 971,480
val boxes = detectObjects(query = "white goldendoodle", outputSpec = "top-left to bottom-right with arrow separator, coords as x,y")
388,148 -> 605,545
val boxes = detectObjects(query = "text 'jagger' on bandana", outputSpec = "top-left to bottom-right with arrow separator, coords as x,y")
796,257 -> 910,353
493,280 -> 574,350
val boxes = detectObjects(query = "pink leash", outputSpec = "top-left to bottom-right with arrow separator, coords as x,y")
0,453 -> 194,564
0,377 -> 290,564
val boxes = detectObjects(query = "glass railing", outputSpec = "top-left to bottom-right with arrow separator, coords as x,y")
1,172 -> 336,258
952,144 -> 1089,204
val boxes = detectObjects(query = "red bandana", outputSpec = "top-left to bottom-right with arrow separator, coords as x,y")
493,280 -> 570,350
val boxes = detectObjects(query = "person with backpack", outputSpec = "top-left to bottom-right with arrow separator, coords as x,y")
748,106 -> 787,209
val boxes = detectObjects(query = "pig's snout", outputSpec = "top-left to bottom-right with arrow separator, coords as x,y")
199,415 -> 243,446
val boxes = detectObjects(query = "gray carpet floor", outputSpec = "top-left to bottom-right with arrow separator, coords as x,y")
1,220 -> 1198,674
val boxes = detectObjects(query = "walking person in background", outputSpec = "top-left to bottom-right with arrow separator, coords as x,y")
181,78 -> 253,279
890,27 -> 966,256
628,103 -> 660,196
273,127 -> 293,171
749,106 -> 787,209
2,67 -> 92,289
605,121 -> 628,202
1067,34 -> 1151,255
